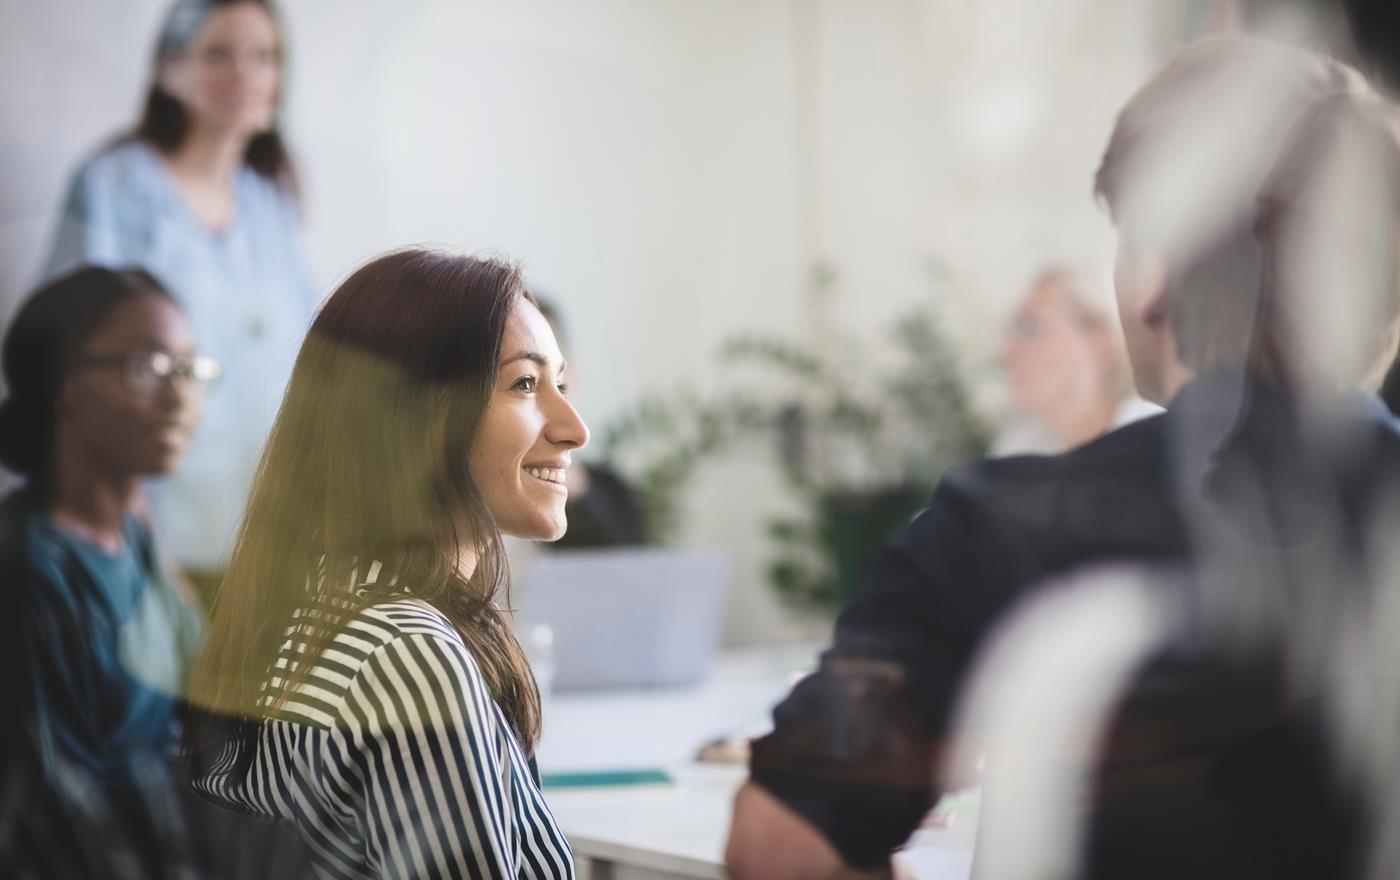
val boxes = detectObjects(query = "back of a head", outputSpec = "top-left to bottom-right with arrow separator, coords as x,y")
1256,89 -> 1400,390
1096,36 -> 1400,390
1097,37 -> 1400,878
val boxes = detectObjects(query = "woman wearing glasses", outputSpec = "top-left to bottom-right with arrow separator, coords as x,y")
0,266 -> 218,876
43,0 -> 315,594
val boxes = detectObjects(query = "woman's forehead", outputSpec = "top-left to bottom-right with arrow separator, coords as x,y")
86,295 -> 190,350
505,300 -> 562,361
198,2 -> 279,43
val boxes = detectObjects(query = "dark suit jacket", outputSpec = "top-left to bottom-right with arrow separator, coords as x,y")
751,375 -> 1400,877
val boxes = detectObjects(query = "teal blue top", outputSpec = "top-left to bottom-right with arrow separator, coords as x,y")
14,493 -> 204,782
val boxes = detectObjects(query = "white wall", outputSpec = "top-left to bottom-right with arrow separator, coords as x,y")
1,0 -> 1208,645
1,0 -> 169,314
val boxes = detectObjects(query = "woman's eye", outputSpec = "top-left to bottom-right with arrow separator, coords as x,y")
556,382 -> 569,396
202,45 -> 234,63
513,376 -> 537,393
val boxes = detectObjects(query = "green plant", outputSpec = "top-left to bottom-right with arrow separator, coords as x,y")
598,306 -> 988,611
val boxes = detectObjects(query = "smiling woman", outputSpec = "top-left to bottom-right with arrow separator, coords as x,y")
186,248 -> 584,879
472,305 -> 589,542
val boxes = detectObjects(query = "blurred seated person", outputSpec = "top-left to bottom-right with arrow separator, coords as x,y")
996,267 -> 1158,454
0,266 -> 213,875
534,295 -> 648,548
726,37 -> 1400,880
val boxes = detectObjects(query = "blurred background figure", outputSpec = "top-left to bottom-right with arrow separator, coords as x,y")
534,295 -> 649,549
42,0 -> 316,598
997,267 -> 1157,454
0,266 -> 212,878
728,34 -> 1400,880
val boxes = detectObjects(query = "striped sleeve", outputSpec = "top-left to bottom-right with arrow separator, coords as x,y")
330,631 -> 519,880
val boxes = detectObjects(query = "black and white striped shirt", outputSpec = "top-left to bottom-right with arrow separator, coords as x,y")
196,595 -> 574,879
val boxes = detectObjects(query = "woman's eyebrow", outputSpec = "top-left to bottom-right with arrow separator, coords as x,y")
499,351 -> 549,368
498,352 -> 569,375
90,335 -> 189,352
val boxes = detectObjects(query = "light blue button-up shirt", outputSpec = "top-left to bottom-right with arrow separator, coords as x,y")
45,140 -> 317,569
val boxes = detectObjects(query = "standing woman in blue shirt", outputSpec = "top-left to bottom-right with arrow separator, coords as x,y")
45,0 -> 316,591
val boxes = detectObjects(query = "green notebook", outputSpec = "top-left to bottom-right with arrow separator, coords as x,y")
540,769 -> 674,789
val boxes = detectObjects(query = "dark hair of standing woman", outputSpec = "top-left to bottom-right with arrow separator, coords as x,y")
135,0 -> 295,187
0,266 -> 176,495
187,249 -> 544,764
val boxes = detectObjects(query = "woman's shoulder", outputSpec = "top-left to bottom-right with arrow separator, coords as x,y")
0,496 -> 96,613
355,598 -> 467,650
324,599 -> 483,683
61,139 -> 166,221
3,492 -> 68,575
70,139 -> 158,189
265,598 -> 472,724
310,599 -> 502,726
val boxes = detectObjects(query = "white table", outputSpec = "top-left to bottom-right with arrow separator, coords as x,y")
534,646 -> 978,880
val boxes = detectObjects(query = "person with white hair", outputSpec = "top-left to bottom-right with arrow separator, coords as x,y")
726,36 -> 1400,880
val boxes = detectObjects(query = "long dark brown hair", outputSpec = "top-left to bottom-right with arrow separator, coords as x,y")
187,249 -> 542,755
135,0 -> 295,186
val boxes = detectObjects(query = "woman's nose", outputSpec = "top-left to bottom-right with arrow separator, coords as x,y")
546,394 -> 589,450
157,372 -> 202,412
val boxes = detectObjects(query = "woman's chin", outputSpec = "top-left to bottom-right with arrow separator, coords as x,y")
534,522 -> 568,543
131,438 -> 190,477
509,517 -> 568,544
200,111 -> 275,142
133,455 -> 183,479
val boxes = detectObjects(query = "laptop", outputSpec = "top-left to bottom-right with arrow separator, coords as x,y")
516,547 -> 731,691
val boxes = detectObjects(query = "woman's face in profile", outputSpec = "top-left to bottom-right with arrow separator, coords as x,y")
58,296 -> 206,479
468,300 -> 589,541
165,2 -> 282,138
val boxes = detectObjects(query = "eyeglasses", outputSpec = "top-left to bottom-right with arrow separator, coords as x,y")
76,350 -> 223,396
1006,313 -> 1097,343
